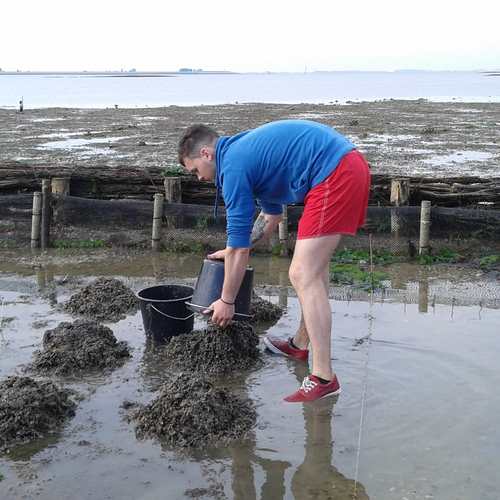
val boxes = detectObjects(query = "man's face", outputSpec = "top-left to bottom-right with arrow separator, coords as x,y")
183,148 -> 216,182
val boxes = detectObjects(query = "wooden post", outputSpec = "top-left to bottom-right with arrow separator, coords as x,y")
279,205 -> 289,256
390,178 -> 410,236
419,200 -> 431,255
41,179 -> 51,250
164,177 -> 182,227
164,177 -> 182,203
152,193 -> 164,252
52,178 -> 70,196
390,178 -> 410,206
31,191 -> 42,249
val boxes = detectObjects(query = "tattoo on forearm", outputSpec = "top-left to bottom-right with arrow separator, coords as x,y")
251,216 -> 269,245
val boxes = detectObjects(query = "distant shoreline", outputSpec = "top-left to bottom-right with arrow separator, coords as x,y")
1,70 -> 499,77
0,71 -> 238,77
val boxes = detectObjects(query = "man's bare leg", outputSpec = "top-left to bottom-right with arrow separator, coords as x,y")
292,266 -> 332,351
288,234 -> 341,381
292,315 -> 309,350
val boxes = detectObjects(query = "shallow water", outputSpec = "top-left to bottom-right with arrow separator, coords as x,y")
1,252 -> 499,499
2,71 -> 499,109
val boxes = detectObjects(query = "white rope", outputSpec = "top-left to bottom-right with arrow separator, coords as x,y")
352,295 -> 373,498
352,235 -> 374,498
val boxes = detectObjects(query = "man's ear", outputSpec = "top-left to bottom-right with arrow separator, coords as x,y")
200,147 -> 214,160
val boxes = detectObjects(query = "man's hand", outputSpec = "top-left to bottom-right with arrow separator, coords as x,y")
207,249 -> 226,260
205,245 -> 250,327
205,299 -> 234,327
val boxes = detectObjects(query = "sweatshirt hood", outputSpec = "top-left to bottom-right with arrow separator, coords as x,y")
213,136 -> 229,218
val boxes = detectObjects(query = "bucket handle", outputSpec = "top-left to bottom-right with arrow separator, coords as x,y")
147,303 -> 195,321
185,302 -> 253,320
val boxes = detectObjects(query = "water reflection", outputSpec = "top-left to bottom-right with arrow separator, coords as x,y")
226,360 -> 369,500
418,280 -> 429,313
229,441 -> 291,499
36,269 -> 58,306
291,402 -> 369,499
290,363 -> 369,500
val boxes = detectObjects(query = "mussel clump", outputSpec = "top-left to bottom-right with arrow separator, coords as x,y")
62,277 -> 138,322
132,374 -> 256,448
250,295 -> 283,323
0,376 -> 76,453
25,319 -> 131,375
166,322 -> 261,376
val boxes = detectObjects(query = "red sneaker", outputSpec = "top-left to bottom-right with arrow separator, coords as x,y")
283,375 -> 342,403
263,337 -> 309,361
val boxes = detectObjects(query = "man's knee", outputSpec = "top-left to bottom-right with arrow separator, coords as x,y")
289,263 -> 306,290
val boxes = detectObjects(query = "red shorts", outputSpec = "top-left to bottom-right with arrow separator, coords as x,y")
297,149 -> 370,239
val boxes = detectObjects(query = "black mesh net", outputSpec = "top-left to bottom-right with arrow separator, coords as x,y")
1,194 -> 500,256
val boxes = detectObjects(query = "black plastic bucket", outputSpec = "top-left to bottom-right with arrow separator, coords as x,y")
137,285 -> 195,342
186,259 -> 253,322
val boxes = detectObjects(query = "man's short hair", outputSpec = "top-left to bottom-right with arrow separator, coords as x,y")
177,124 -> 219,166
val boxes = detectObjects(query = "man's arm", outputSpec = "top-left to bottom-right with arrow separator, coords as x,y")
207,211 -> 284,260
207,211 -> 283,327
250,212 -> 284,250
208,245 -> 249,327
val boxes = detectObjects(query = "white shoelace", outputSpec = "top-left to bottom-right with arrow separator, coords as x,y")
300,376 -> 317,393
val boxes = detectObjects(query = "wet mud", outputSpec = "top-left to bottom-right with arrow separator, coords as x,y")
1,100 -> 500,179
0,376 -> 76,454
130,374 -> 256,448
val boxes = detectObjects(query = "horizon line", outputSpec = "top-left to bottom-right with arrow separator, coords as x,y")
1,69 -> 499,75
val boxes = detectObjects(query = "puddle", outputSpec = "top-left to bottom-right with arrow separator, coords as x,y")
134,116 -> 170,121
38,132 -> 78,138
1,253 -> 499,499
422,150 -> 494,165
368,134 -> 419,143
28,118 -> 67,123
37,135 -> 126,152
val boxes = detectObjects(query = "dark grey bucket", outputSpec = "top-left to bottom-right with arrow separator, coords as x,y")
186,259 -> 253,321
137,285 -> 195,342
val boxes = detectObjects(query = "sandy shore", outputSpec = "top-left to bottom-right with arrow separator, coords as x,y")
1,100 -> 499,179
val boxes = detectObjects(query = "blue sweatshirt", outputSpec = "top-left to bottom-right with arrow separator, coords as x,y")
214,120 -> 355,248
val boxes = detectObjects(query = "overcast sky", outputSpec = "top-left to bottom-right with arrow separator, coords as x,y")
1,0 -> 498,73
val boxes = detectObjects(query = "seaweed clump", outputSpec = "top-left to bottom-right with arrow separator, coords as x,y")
0,376 -> 76,453
25,319 -> 131,375
62,277 -> 138,322
131,374 -> 256,448
166,322 -> 261,376
249,295 -> 283,323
